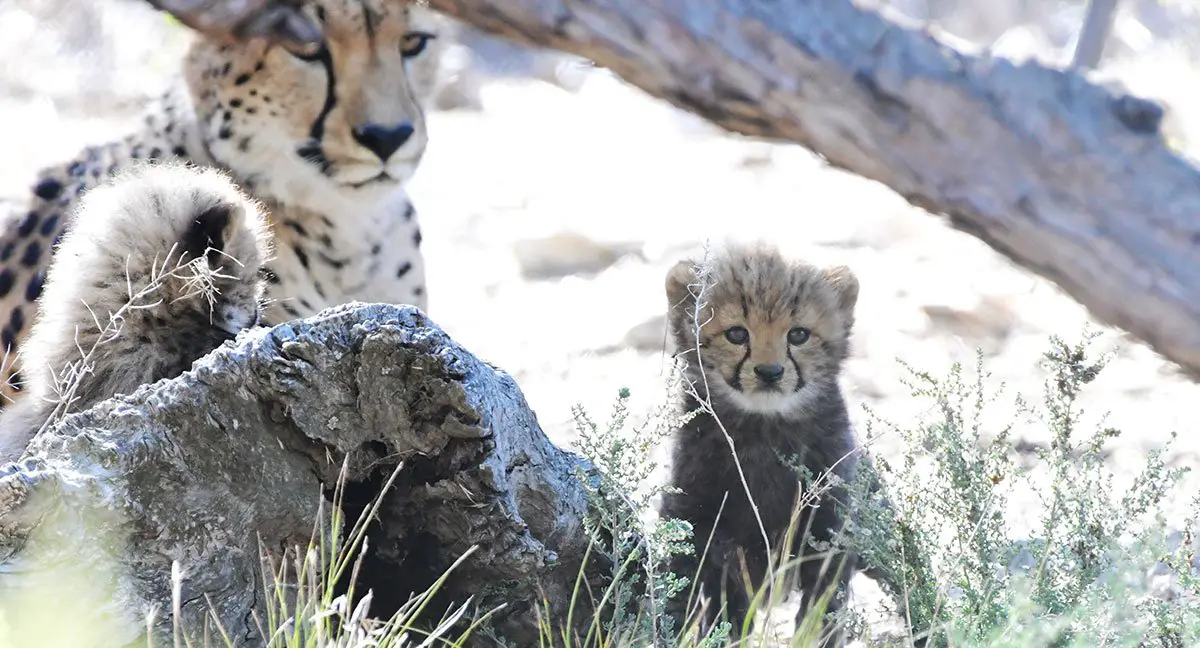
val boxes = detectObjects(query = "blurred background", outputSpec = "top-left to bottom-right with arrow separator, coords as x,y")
0,0 -> 1197,513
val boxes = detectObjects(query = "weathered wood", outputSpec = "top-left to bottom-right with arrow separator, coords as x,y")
1072,0 -> 1121,70
137,0 -> 1200,380
416,0 -> 1200,379
144,0 -> 320,45
0,304 -> 607,646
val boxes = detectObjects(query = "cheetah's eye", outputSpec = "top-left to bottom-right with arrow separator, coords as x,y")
724,326 -> 750,345
787,327 -> 811,346
401,31 -> 436,58
283,38 -> 329,63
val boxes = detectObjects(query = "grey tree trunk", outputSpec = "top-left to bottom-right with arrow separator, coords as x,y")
419,0 -> 1200,381
1072,0 -> 1120,70
0,304 -> 607,646
134,0 -> 1200,379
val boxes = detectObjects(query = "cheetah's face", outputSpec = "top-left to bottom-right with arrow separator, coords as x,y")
161,179 -> 271,339
689,304 -> 836,415
110,164 -> 273,340
184,0 -> 440,209
665,252 -> 859,417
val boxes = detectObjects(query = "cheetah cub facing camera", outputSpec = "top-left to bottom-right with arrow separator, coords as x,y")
0,163 -> 270,462
659,242 -> 862,644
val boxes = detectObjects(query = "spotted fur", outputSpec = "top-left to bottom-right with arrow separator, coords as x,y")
0,163 -> 270,462
0,0 -> 443,407
660,242 -> 861,643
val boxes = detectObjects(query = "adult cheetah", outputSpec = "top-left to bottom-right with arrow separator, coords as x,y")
0,0 -> 443,405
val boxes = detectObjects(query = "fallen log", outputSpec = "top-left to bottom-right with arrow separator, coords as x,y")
418,0 -> 1200,380
132,0 -> 1200,380
0,303 -> 606,646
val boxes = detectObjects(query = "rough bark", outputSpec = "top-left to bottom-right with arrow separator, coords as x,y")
144,0 -> 321,46
0,303 -> 606,647
416,0 -> 1200,380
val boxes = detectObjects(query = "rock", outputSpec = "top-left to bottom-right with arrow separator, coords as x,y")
990,24 -> 1062,65
421,9 -> 593,113
921,294 -> 1020,351
589,314 -> 673,356
512,232 -> 644,280
0,303 -> 612,647
618,314 -> 670,353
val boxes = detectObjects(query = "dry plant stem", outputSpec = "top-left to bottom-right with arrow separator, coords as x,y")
1071,0 -> 1119,70
926,486 -> 1003,639
686,492 -> 729,632
425,0 -> 1200,381
0,350 -> 17,405
685,245 -> 775,589
39,246 -> 219,433
172,561 -> 185,648
682,245 -> 864,640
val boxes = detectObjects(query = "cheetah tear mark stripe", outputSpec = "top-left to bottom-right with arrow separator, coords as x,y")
360,0 -> 377,40
785,346 -> 805,392
297,45 -> 338,175
309,45 -> 338,144
730,342 -> 751,392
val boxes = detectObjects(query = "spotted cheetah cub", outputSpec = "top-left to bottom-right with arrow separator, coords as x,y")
0,163 -> 270,462
659,242 -> 862,643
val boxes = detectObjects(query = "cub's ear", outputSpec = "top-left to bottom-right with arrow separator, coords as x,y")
182,202 -> 237,267
665,260 -> 699,313
823,265 -> 860,317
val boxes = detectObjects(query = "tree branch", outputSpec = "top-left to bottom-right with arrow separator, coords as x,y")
1072,0 -> 1120,70
423,0 -> 1200,379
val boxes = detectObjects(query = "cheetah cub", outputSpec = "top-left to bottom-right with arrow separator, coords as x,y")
659,242 -> 862,644
0,163 -> 270,462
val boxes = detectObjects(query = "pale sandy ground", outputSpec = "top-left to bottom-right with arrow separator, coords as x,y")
2,0 -> 1200,639
413,68 -> 1200,502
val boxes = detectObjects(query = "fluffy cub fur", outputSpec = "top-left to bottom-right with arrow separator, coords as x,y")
0,163 -> 270,462
659,242 -> 862,643
0,0 -> 443,407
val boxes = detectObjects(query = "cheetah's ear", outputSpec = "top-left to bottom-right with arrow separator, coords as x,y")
182,202 -> 237,267
823,265 -> 860,317
665,260 -> 699,313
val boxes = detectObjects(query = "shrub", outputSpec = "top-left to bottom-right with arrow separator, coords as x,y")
841,332 -> 1200,647
176,332 -> 1198,647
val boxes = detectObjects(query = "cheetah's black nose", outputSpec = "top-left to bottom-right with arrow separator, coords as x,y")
754,363 -> 785,384
351,122 -> 415,161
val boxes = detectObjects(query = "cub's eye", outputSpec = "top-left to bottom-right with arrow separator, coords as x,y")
283,39 -> 328,62
401,31 -> 436,58
787,327 -> 811,346
724,326 -> 750,345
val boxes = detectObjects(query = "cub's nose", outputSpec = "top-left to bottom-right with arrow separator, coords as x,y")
753,363 -> 785,384
351,122 -> 415,161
